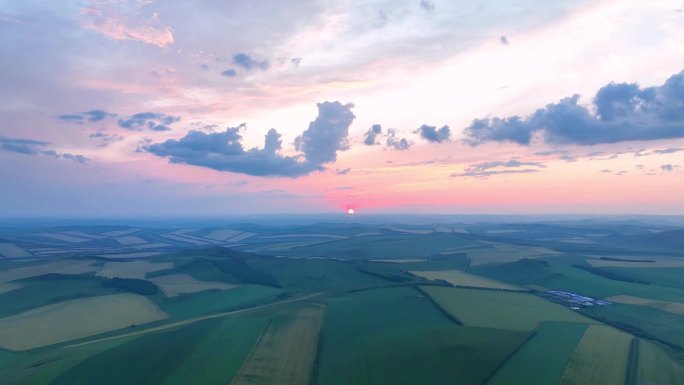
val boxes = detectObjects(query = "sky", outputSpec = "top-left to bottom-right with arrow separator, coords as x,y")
1,0 -> 683,217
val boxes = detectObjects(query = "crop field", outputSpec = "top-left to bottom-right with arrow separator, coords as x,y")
113,236 -> 147,245
606,295 -> 684,316
0,260 -> 98,283
0,282 -> 21,294
370,258 -> 427,263
46,315 -> 270,385
98,252 -> 161,259
420,286 -> 594,331
635,340 -> 684,385
315,286 -> 529,385
601,267 -> 684,289
557,325 -> 632,385
410,269 -> 522,290
149,273 -> 239,297
159,284 -> 283,318
96,261 -> 173,279
587,304 -> 684,348
0,243 -> 32,258
464,243 -> 559,266
586,257 -> 684,268
230,304 -> 324,385
485,322 -> 589,385
0,294 -> 168,350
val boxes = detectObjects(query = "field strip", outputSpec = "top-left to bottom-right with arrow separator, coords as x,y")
229,305 -> 324,385
636,340 -> 684,384
0,294 -> 168,351
149,274 -> 239,297
0,282 -> 22,295
96,260 -> 173,279
0,260 -> 98,283
606,295 -> 684,316
410,270 -> 522,291
0,243 -> 32,258
66,292 -> 325,349
586,258 -> 684,268
558,325 -> 632,385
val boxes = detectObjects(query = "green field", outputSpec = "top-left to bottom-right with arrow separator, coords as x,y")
635,341 -> 684,385
420,286 -> 594,331
157,284 -> 283,318
558,325 -> 633,385
485,322 -> 589,385
410,269 -> 522,290
48,315 -> 269,385
316,286 -> 530,385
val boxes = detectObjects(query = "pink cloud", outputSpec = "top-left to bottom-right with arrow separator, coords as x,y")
80,1 -> 174,48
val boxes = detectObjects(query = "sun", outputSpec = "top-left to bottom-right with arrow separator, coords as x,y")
347,208 -> 355,215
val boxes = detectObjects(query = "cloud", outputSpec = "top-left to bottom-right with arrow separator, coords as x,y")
417,124 -> 450,143
0,136 -> 87,163
363,124 -> 382,145
335,168 -> 351,175
453,158 -> 546,177
291,57 -> 302,67
335,186 -> 353,190
221,69 -> 237,77
419,0 -> 435,11
118,112 -> 180,131
654,147 -> 684,154
80,1 -> 174,47
146,101 -> 355,177
500,36 -> 509,45
661,164 -> 678,172
89,132 -> 124,146
386,128 -> 412,150
59,109 -> 116,123
464,70 -> 684,146
232,53 -> 269,70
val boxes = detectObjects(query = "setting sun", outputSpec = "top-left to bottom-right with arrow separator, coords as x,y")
347,208 -> 355,215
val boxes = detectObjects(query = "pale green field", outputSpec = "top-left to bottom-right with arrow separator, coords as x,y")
466,243 -> 558,266
230,304 -> 324,385
149,274 -> 239,297
558,325 -> 632,385
96,260 -> 173,279
636,340 -> 684,385
0,282 -> 22,295
411,269 -> 521,290
420,286 -> 594,331
0,260 -> 98,283
0,294 -> 168,351
606,295 -> 684,316
0,243 -> 31,258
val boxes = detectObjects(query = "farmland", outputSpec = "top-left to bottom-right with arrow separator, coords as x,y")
410,269 -> 522,290
0,219 -> 682,384
557,325 -> 633,385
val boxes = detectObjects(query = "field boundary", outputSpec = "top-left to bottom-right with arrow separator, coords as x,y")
414,285 -> 463,325
481,331 -> 537,385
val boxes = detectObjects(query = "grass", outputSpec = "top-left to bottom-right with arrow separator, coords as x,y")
316,286 -> 529,385
420,286 -> 594,331
603,267 -> 684,289
0,294 -> 168,351
558,325 -> 632,385
230,304 -> 324,385
410,269 -> 522,290
0,260 -> 98,283
636,340 -> 684,385
464,243 -> 558,266
485,322 -> 589,385
47,315 -> 269,385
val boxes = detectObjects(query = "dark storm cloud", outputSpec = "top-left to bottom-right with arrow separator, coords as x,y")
221,69 -> 237,77
0,136 -> 88,163
386,128 -> 412,150
118,112 -> 180,132
232,53 -> 269,70
453,158 -> 545,177
363,124 -> 382,145
146,101 -> 355,177
464,70 -> 684,146
417,124 -> 451,143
